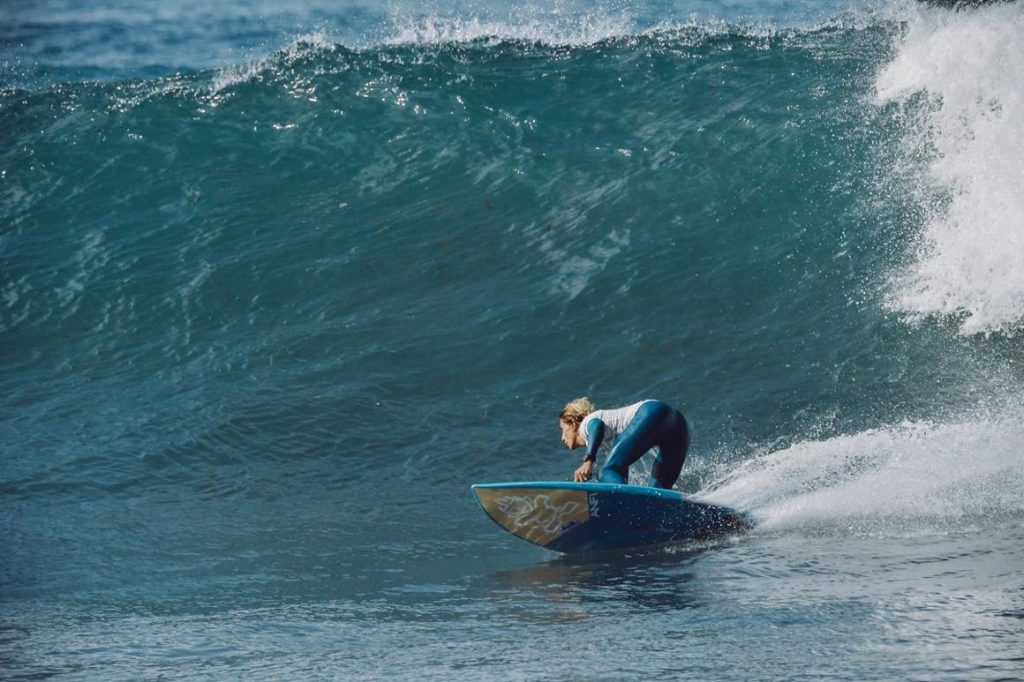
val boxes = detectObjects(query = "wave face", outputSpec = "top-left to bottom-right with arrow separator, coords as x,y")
2,2 -> 1024,680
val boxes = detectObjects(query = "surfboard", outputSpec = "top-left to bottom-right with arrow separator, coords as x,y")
471,481 -> 751,553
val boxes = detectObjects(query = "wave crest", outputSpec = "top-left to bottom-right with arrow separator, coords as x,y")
878,2 -> 1024,336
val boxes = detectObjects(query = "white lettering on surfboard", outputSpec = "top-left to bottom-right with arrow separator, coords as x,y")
495,494 -> 582,534
588,492 -> 600,517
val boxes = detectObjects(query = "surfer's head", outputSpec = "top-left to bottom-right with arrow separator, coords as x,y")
559,397 -> 595,449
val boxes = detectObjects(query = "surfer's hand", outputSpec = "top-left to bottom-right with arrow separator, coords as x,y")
574,460 -> 593,482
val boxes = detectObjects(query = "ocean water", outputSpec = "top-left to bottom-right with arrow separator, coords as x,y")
3,0 -> 1024,679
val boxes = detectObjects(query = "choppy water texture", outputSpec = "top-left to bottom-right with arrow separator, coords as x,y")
2,0 -> 1024,679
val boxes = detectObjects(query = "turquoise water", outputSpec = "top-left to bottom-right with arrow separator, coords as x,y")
3,1 -> 1024,679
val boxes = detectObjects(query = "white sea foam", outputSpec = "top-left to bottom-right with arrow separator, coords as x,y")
701,412 -> 1024,534
877,2 -> 1024,336
209,31 -> 333,94
381,9 -> 634,48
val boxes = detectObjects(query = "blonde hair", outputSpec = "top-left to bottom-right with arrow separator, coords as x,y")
559,397 -> 595,426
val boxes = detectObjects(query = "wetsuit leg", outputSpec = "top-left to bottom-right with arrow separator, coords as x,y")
599,401 -> 688,488
646,415 -> 689,489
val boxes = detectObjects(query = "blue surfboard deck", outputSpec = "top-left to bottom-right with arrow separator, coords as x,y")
471,481 -> 751,553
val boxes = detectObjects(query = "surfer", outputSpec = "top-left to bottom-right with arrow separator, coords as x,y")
558,398 -> 690,489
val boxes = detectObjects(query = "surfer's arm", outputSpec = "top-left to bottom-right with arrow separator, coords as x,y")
581,418 -> 605,463
572,418 -> 604,482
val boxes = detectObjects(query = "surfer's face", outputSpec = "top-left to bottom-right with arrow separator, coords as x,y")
559,419 -> 579,449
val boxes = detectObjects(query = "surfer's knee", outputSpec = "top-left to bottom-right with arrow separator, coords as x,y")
599,466 -> 627,485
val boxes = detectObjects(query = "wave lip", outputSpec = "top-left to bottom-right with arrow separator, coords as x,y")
878,1 -> 1024,336
380,11 -> 635,48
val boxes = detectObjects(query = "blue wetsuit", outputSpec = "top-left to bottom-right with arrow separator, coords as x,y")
581,400 -> 689,489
